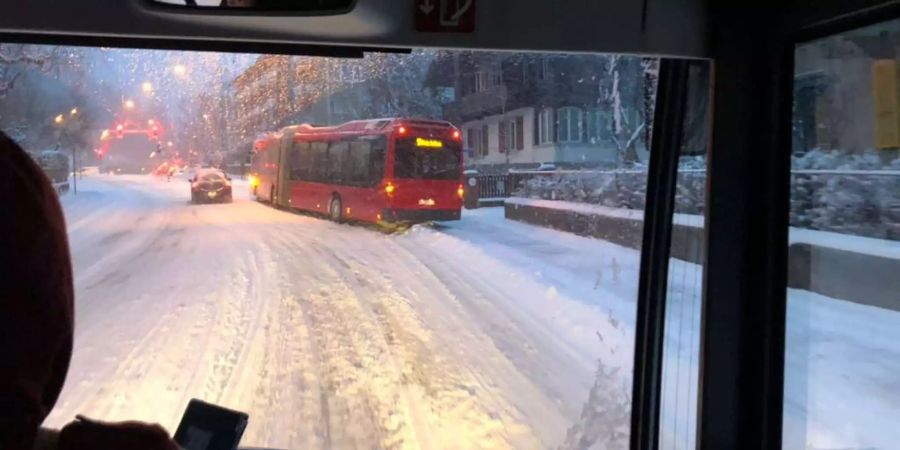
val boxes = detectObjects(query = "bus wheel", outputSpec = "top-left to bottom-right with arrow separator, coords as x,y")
329,196 -> 343,223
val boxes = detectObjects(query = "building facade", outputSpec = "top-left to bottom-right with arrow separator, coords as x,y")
437,53 -> 653,170
793,23 -> 900,154
232,55 -> 293,150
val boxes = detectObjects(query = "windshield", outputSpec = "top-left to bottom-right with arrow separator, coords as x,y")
0,44 -> 717,450
394,137 -> 460,180
200,172 -> 225,181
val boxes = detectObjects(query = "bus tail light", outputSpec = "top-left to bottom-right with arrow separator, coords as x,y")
457,184 -> 465,199
384,182 -> 396,196
191,181 -> 199,189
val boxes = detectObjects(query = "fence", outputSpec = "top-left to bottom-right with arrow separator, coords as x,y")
472,169 -> 705,212
471,168 -> 900,241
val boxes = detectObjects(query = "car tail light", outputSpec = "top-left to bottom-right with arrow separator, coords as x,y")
191,181 -> 199,189
452,130 -> 461,140
398,126 -> 407,135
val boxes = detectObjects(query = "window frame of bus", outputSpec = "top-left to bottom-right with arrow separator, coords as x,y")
290,136 -> 385,187
698,2 -> 900,450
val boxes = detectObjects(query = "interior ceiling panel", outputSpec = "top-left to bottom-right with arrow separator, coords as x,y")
0,0 -> 707,57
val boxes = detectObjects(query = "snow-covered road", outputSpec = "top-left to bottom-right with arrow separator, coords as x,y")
44,174 -> 900,450
47,174 -> 635,449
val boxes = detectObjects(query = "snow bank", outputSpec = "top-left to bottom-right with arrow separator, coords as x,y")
790,227 -> 900,260
505,197 -> 704,228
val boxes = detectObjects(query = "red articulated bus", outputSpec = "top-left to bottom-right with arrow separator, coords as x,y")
249,118 -> 464,224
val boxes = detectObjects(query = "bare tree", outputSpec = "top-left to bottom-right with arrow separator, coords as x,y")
0,45 -> 61,98
599,55 -> 658,164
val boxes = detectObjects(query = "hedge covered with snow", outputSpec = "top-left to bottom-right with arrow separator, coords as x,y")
790,151 -> 900,240
512,157 -> 706,215
512,151 -> 900,241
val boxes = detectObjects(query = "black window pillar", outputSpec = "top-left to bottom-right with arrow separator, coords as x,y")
699,3 -> 792,450
629,58 -> 690,450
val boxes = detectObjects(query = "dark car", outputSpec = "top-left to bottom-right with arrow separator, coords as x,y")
190,169 -> 233,203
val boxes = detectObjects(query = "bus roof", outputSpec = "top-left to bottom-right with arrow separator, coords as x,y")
281,118 -> 455,139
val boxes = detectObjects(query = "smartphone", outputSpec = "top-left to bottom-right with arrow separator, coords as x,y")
174,399 -> 248,450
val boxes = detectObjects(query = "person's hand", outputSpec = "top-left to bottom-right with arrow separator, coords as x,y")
58,415 -> 179,450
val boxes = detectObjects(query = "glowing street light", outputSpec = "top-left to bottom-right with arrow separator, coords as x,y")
172,64 -> 187,77
70,107 -> 78,116
54,114 -> 64,124
142,81 -> 154,94
124,99 -> 135,110
148,119 -> 156,126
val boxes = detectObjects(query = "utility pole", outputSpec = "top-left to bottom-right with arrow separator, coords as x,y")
71,144 -> 77,194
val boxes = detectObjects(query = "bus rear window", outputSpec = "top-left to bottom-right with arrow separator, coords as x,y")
394,137 -> 460,180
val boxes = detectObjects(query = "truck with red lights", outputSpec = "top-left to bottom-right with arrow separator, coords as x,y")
98,120 -> 163,174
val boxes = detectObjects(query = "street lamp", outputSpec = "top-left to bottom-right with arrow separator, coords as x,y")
53,110 -> 79,194
124,99 -> 136,110
142,81 -> 154,94
172,64 -> 187,78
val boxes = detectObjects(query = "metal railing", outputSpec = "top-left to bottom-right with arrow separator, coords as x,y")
474,168 -> 900,201
471,167 -> 900,241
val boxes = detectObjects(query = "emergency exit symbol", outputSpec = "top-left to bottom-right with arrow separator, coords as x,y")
415,0 -> 475,32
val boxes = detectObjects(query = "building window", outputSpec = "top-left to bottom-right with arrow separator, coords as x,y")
502,117 -> 524,151
499,120 -> 508,153
538,58 -> 551,80
557,106 -> 583,143
586,107 -> 613,145
514,116 -> 524,150
475,70 -> 501,92
467,125 -> 489,158
337,65 -> 363,83
538,108 -> 555,145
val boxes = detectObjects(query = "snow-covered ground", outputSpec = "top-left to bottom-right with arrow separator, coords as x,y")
45,174 -> 900,450
49,174 -> 635,449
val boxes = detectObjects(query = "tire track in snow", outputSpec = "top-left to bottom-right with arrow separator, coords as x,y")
275,226 -> 542,449
347,234 -> 572,448
272,233 -> 404,449
55,176 -> 599,449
